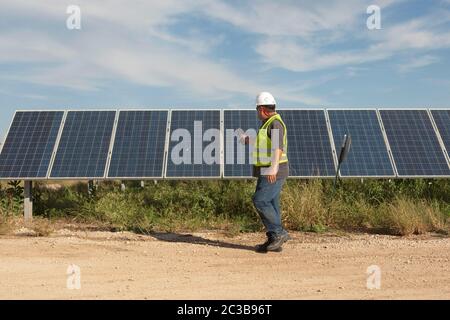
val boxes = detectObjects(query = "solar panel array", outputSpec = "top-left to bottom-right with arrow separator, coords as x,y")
0,111 -> 63,179
431,109 -> 450,161
50,111 -> 116,179
108,110 -> 168,179
380,110 -> 449,177
278,110 -> 336,177
1,108 -> 449,180
223,110 -> 260,178
328,110 -> 395,177
166,110 -> 221,178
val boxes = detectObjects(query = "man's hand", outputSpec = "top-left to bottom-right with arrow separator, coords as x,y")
237,128 -> 250,145
261,165 -> 278,184
261,148 -> 283,184
267,174 -> 277,184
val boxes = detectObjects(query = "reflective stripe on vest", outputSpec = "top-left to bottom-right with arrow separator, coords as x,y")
252,114 -> 288,167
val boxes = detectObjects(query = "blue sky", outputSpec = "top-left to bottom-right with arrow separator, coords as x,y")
1,0 -> 450,141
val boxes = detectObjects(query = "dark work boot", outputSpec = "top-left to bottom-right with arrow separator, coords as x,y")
255,232 -> 283,253
265,231 -> 290,251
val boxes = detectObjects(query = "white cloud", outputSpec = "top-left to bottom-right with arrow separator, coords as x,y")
200,0 -> 400,38
397,55 -> 439,73
205,0 -> 450,73
256,13 -> 450,72
0,0 -> 325,105
1,0 -> 448,107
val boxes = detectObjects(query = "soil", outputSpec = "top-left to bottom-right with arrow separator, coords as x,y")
0,229 -> 449,299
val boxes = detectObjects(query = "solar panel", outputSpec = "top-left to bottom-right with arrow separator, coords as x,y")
223,110 -> 260,178
165,110 -> 221,178
50,111 -> 116,179
0,111 -> 63,179
430,109 -> 450,162
328,110 -> 395,177
277,110 -> 336,177
379,109 -> 450,177
107,110 -> 168,178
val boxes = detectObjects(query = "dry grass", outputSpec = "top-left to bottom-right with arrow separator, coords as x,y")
1,180 -> 449,237
0,216 -> 54,237
0,215 -> 14,235
28,218 -> 54,237
282,180 -> 328,232
376,197 -> 449,236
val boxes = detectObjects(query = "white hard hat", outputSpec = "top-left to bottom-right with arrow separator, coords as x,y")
256,92 -> 276,107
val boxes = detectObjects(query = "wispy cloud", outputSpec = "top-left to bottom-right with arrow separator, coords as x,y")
397,55 -> 440,73
205,0 -> 450,73
0,0 -> 327,105
0,0 -> 449,109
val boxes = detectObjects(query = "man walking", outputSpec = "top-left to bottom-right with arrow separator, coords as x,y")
242,92 -> 290,253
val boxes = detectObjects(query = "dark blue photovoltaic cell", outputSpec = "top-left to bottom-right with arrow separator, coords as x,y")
0,111 -> 63,179
278,110 -> 336,177
328,110 -> 395,177
431,110 -> 450,163
380,110 -> 450,176
166,110 -> 220,177
108,110 -> 168,178
223,110 -> 260,177
50,111 -> 116,178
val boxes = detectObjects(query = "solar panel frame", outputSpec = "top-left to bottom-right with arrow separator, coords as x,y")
378,108 -> 450,178
48,109 -> 117,180
219,109 -> 224,179
105,109 -> 170,180
164,109 -> 222,179
429,108 -> 450,170
277,108 -> 338,179
326,108 -> 397,178
46,110 -> 68,179
222,109 -> 260,179
0,110 -> 17,158
103,109 -> 120,179
323,109 -> 339,172
0,110 -> 65,180
161,109 -> 173,180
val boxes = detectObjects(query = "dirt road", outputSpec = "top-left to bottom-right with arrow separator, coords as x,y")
0,229 -> 449,299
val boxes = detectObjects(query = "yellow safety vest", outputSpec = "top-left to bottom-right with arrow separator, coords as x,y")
253,114 -> 288,167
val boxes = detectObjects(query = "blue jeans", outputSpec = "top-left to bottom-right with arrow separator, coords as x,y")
252,177 -> 288,237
